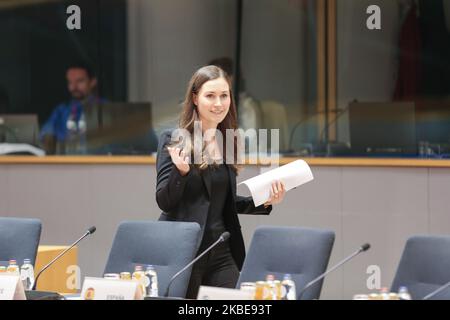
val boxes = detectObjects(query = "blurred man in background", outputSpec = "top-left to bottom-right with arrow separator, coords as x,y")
40,61 -> 105,154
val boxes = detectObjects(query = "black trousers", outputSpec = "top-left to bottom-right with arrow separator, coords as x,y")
185,241 -> 240,299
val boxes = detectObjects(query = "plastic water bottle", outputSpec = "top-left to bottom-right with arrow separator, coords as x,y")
65,112 -> 87,154
398,286 -> 412,300
380,287 -> 390,300
274,280 -> 282,300
281,274 -> 297,300
264,274 -> 275,300
6,260 -> 20,275
145,265 -> 158,297
20,259 -> 35,290
77,113 -> 87,154
132,265 -> 146,296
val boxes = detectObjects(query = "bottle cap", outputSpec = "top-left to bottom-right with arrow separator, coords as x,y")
265,274 -> 275,281
78,120 -> 86,132
67,120 -> 76,130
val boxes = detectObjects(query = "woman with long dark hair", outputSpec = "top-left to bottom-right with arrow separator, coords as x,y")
156,65 -> 285,298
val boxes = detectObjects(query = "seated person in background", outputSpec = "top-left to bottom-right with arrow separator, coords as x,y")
39,62 -> 106,154
40,62 -> 158,155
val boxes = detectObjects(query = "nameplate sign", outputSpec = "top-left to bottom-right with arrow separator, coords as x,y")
80,277 -> 143,300
197,286 -> 253,300
0,275 -> 26,300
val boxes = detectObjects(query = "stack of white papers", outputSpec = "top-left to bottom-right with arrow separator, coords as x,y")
239,160 -> 314,206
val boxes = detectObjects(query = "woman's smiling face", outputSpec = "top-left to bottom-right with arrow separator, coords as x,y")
193,77 -> 231,129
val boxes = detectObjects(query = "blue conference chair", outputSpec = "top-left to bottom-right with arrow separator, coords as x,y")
0,217 -> 42,267
237,226 -> 335,300
104,221 -> 201,298
391,235 -> 450,300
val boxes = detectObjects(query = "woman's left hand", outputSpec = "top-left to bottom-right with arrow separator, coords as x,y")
264,180 -> 286,207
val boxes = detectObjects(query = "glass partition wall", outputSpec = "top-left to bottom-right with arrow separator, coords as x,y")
1,0 -> 449,159
333,0 -> 450,158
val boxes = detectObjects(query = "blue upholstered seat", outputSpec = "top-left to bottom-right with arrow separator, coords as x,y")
391,235 -> 450,300
0,217 -> 42,267
237,226 -> 335,300
104,221 -> 201,298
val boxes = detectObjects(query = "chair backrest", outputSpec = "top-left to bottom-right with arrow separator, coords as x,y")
104,221 -> 201,298
391,235 -> 450,300
0,217 -> 42,266
237,226 -> 335,300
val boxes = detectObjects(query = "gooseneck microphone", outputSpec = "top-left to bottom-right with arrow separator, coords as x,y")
298,243 -> 371,300
164,231 -> 230,297
423,281 -> 450,300
31,226 -> 96,290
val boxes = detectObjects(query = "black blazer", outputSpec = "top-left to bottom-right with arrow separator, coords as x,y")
155,130 -> 272,270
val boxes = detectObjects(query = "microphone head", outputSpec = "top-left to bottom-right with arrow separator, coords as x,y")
220,232 -> 230,242
360,243 -> 371,252
87,226 -> 97,235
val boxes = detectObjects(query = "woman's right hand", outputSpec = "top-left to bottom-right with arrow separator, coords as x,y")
167,147 -> 190,176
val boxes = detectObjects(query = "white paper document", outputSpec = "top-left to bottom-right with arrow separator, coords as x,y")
0,143 -> 45,156
0,275 -> 26,300
238,160 -> 314,206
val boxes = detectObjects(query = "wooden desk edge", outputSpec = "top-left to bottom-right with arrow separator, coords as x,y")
38,245 -> 76,251
1,156 -> 450,168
